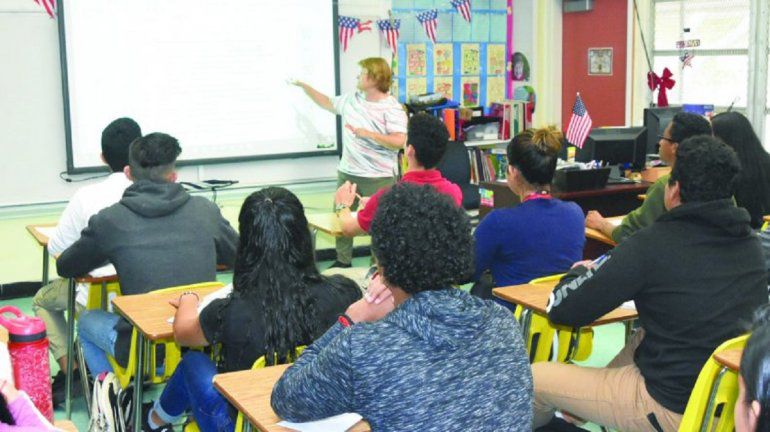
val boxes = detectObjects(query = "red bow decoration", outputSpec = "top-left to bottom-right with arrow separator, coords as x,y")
647,67 -> 675,107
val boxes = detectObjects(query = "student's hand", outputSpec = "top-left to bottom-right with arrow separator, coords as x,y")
345,295 -> 395,324
0,379 -> 19,403
364,274 -> 392,305
358,196 -> 371,210
585,210 -> 606,229
287,78 -> 304,87
345,124 -> 372,139
571,260 -> 595,270
168,298 -> 181,309
335,181 -> 357,208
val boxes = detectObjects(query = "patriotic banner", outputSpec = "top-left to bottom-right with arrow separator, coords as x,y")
339,16 -> 372,52
565,93 -> 592,149
450,0 -> 472,23
34,0 -> 56,19
416,9 -> 439,43
377,19 -> 401,53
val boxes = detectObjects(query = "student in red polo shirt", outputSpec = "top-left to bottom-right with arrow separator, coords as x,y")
334,113 -> 462,238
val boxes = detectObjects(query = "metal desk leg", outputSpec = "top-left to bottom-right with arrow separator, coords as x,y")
700,367 -> 728,432
42,248 -> 50,286
65,278 -> 75,418
566,327 -> 581,363
101,281 -> 108,310
311,227 -> 318,254
624,320 -> 634,343
518,309 -> 533,346
132,333 -> 146,432
244,421 -> 253,432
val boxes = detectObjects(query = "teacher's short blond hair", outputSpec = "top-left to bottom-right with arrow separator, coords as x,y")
359,57 -> 393,93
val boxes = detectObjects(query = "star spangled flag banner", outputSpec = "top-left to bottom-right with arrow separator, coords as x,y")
377,19 -> 401,53
565,93 -> 593,149
450,0 -> 472,22
34,0 -> 56,18
416,9 -> 439,43
339,16 -> 371,52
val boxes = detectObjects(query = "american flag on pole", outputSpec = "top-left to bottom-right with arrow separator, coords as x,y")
566,93 -> 592,149
34,0 -> 56,18
450,0 -> 472,23
416,9 -> 439,43
339,16 -> 371,52
377,19 -> 401,53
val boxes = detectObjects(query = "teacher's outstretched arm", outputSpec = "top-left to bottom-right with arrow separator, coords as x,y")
292,80 -> 335,114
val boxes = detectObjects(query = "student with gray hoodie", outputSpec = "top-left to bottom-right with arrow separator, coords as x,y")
271,183 -> 533,431
57,132 -> 238,376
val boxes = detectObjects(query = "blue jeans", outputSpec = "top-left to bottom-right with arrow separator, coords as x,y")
78,310 -> 120,377
154,351 -> 234,432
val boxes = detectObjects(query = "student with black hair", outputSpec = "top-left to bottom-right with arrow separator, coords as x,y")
57,133 -> 239,378
334,112 -> 462,238
0,378 -> 57,430
272,183 -> 533,431
534,136 -> 768,431
586,112 -> 712,243
32,117 -> 141,404
712,111 -> 770,229
736,304 -> 770,432
472,126 -> 584,298
140,187 -> 361,432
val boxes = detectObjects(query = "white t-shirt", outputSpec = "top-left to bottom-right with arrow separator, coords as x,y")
332,92 -> 407,178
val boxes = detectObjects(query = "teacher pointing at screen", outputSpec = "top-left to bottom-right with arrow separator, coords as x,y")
292,57 -> 407,268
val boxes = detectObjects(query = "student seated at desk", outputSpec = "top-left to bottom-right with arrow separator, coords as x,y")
57,133 -> 239,378
533,136 -> 768,432
32,117 -> 140,403
712,111 -> 770,230
586,112 -> 711,243
736,304 -> 770,432
272,184 -> 532,431
0,378 -> 58,431
142,187 -> 361,432
333,113 -> 462,240
471,126 -> 584,298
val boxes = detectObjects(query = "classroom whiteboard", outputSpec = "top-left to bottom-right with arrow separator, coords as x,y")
60,0 -> 340,173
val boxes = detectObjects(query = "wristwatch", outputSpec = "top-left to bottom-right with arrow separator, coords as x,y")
335,202 -> 350,213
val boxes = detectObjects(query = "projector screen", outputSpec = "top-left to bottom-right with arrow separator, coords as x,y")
60,0 -> 340,173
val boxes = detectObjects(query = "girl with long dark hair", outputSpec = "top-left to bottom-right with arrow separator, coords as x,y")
142,187 -> 361,432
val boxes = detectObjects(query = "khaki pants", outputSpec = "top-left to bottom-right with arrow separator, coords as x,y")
532,329 -> 683,432
32,278 -> 83,361
334,171 -> 395,264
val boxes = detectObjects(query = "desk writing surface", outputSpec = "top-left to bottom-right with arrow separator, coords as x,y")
111,284 -> 223,340
492,282 -> 638,326
26,223 -> 57,246
306,213 -> 344,237
54,420 -> 78,432
584,216 -> 622,247
213,365 -> 370,432
713,349 -> 742,372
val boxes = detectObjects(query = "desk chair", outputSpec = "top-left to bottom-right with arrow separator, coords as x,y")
106,282 -> 224,389
436,140 -> 480,211
678,334 -> 749,432
184,346 -> 306,432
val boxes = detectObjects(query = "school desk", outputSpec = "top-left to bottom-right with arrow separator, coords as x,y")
213,364 -> 370,432
492,281 -> 638,362
583,215 -> 623,259
54,419 -> 78,431
25,223 -> 57,285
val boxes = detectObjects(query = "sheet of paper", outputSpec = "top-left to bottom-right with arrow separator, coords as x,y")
621,300 -> 636,310
197,284 -> 233,314
89,264 -> 117,278
610,218 -> 623,227
37,226 -> 57,239
277,413 -> 363,432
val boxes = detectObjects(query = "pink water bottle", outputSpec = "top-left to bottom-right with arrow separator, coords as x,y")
0,306 -> 53,422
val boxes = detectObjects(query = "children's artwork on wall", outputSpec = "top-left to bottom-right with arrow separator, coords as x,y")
407,44 -> 427,76
512,52 -> 530,81
461,76 -> 480,106
487,44 -> 506,76
486,76 -> 505,105
434,76 -> 454,100
461,44 -> 480,75
406,77 -> 427,99
434,43 -> 454,76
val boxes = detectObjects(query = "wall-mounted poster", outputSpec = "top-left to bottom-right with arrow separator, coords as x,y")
434,43 -> 453,76
406,77 -> 427,100
407,44 -> 427,76
512,52 -> 530,81
461,76 -> 480,106
486,76 -> 505,105
487,44 -> 506,76
434,76 -> 454,100
588,47 -> 613,75
461,44 -> 480,75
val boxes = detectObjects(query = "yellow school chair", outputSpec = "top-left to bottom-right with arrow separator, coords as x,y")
84,279 -> 122,312
520,274 -> 593,363
184,346 -> 306,432
106,281 -> 225,389
678,333 -> 748,432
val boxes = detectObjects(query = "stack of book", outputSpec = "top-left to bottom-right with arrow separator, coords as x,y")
468,148 -> 508,184
489,100 -> 530,140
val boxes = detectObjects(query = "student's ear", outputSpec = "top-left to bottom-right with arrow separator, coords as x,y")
168,171 -> 178,183
664,180 -> 681,210
100,153 -> 108,166
405,144 -> 415,159
751,400 -> 762,423
123,166 -> 134,181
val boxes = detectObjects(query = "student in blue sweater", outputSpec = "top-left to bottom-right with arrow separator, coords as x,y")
472,126 -> 584,298
271,183 -> 533,431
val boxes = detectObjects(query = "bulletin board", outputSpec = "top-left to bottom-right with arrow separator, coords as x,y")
392,0 -> 509,107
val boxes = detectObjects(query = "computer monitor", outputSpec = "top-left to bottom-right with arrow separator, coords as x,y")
575,127 -> 647,169
643,106 -> 682,155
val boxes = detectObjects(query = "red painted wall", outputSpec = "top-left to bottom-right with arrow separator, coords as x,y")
562,1 -> 627,127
